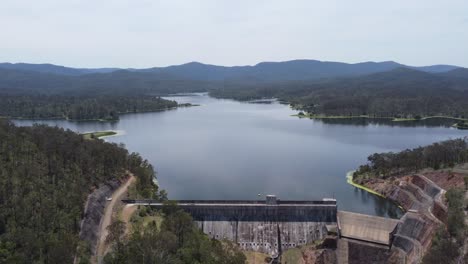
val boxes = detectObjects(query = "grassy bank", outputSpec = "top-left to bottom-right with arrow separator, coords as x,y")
292,113 -> 372,119
392,116 -> 468,122
293,113 -> 468,122
293,113 -> 468,128
82,130 -> 117,140
345,171 -> 385,198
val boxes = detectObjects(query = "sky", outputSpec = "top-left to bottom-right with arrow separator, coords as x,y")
1,0 -> 468,68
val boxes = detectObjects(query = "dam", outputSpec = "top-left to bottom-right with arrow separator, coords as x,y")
123,195 -> 338,255
122,195 -> 408,263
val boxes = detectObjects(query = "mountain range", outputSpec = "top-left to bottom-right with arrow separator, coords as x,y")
1,59 -> 467,100
0,60 -> 462,82
1,59 -> 468,120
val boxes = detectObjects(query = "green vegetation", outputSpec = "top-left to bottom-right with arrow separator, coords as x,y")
292,114 -> 468,129
0,120 -> 159,263
211,68 -> 468,120
82,131 -> 117,140
445,189 -> 466,241
352,139 -> 468,263
243,251 -> 269,264
455,120 -> 468,130
0,95 -> 179,121
292,113 -> 372,119
422,188 -> 466,264
354,138 -> 468,181
346,171 -> 385,198
0,120 -> 245,263
103,204 -> 246,264
281,247 -> 303,264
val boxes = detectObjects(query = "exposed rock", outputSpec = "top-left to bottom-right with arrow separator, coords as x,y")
391,212 -> 438,263
347,240 -> 392,264
362,173 -> 448,264
420,170 -> 466,190
283,238 -> 337,264
78,178 -> 123,255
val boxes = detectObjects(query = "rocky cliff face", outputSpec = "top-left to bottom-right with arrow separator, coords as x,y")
362,174 -> 448,264
78,179 -> 122,254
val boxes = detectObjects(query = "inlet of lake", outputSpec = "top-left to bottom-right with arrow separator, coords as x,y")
14,93 -> 468,218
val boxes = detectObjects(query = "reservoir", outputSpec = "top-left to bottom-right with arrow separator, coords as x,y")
14,93 -> 467,218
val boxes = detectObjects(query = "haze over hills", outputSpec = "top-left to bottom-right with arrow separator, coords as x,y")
0,59 -> 462,82
210,67 -> 468,119
1,59 -> 468,121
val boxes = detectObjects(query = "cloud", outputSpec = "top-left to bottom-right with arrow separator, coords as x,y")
0,0 -> 467,67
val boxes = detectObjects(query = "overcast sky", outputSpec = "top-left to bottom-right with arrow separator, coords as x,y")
1,0 -> 467,68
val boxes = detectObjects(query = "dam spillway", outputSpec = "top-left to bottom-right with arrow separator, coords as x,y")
123,196 -> 338,255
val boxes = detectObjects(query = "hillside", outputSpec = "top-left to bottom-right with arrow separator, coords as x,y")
1,60 -> 467,121
0,120 -> 158,263
0,95 -> 179,121
0,59 -> 460,82
211,68 -> 468,119
0,68 -> 214,96
0,63 -> 118,76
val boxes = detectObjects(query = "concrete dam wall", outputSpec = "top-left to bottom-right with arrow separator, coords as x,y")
124,196 -> 338,255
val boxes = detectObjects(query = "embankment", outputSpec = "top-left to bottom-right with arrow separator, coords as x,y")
353,173 -> 450,263
78,175 -> 130,256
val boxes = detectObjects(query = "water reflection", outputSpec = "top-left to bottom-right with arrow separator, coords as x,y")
315,117 -> 460,128
13,94 -> 467,219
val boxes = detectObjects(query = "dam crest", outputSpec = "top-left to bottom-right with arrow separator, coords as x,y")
124,195 -> 337,255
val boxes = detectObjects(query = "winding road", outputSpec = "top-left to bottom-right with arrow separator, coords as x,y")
95,174 -> 136,260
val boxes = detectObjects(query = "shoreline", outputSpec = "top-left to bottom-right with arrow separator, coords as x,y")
5,104 -> 198,123
345,171 -> 405,212
82,130 -> 125,139
345,171 -> 385,198
292,113 -> 468,122
293,113 -> 468,129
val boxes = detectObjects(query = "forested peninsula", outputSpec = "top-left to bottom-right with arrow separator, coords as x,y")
0,68 -> 201,121
0,95 -> 180,121
210,68 -> 468,121
0,121 -> 245,264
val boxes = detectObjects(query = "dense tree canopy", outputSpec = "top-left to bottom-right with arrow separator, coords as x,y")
0,120 -> 157,263
211,68 -> 468,119
103,207 -> 246,264
355,138 -> 468,179
0,121 -> 246,263
0,95 -> 178,121
422,188 -> 466,264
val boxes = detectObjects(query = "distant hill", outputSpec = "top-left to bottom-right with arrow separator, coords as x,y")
211,67 -> 468,118
142,60 -> 407,81
0,62 -> 118,76
0,68 -> 215,96
410,64 -> 460,73
1,61 -> 468,120
0,60 -> 461,82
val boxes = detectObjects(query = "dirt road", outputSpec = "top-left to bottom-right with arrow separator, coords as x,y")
95,174 -> 136,259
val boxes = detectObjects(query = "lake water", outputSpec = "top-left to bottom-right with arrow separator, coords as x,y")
14,93 -> 468,218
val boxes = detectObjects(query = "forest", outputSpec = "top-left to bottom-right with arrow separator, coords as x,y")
3,65 -> 468,121
0,121 -> 244,263
210,68 -> 468,119
354,138 -> 468,179
0,120 -> 157,263
0,95 -> 179,121
0,67 -> 205,121
423,188 -> 467,264
354,138 -> 468,263
103,204 -> 246,264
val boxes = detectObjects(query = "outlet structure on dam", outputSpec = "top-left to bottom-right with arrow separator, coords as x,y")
123,195 -> 338,256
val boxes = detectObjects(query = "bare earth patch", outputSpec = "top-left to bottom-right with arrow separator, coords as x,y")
95,174 -> 136,260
